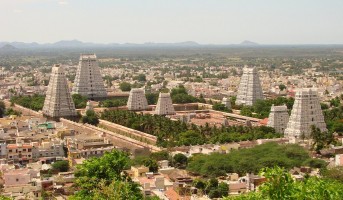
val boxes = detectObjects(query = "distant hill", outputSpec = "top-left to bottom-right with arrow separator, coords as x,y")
240,40 -> 259,46
0,44 -> 17,50
0,40 -> 201,49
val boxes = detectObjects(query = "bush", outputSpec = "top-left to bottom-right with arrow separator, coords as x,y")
52,160 -> 69,172
72,94 -> 87,109
212,103 -> 232,113
173,153 -> 188,168
119,82 -> 131,91
80,110 -> 99,126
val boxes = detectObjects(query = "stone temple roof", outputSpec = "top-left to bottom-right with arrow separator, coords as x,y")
80,54 -> 97,60
270,104 -> 288,112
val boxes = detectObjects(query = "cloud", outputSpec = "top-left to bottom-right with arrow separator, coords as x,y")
58,1 -> 69,5
13,9 -> 23,13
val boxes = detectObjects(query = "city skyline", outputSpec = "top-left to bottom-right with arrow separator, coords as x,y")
1,0 -> 343,44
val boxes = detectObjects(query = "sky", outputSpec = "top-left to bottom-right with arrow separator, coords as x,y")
1,0 -> 343,44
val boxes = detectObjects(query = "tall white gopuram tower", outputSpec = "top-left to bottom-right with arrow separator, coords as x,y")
235,67 -> 264,106
267,104 -> 289,134
127,88 -> 148,111
43,64 -> 77,118
155,93 -> 175,115
72,54 -> 107,99
284,88 -> 327,139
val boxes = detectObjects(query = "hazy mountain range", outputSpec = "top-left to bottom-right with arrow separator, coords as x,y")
0,40 -> 259,49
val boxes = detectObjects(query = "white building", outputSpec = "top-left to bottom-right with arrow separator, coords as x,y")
155,93 -> 175,115
32,140 -> 64,158
284,88 -> 327,139
267,104 -> 289,134
72,54 -> 107,99
0,140 -> 7,159
127,88 -> 148,111
42,64 -> 77,118
235,67 -> 264,106
222,97 -> 232,110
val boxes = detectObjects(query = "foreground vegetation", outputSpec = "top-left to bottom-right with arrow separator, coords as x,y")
225,166 -> 343,200
187,142 -> 325,177
100,110 -> 281,147
70,150 -> 157,200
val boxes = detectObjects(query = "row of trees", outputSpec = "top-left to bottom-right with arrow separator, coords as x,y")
100,110 -> 281,147
9,94 -> 88,111
99,98 -> 128,108
10,94 -> 45,111
186,142 -> 326,177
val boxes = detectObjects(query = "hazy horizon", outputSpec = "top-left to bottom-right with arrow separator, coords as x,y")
1,0 -> 343,44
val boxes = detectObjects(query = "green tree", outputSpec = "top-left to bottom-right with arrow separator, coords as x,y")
279,84 -> 286,91
330,97 -> 341,107
173,153 -> 188,168
10,94 -> 45,111
145,93 -> 159,105
178,130 -> 205,146
133,74 -> 146,82
70,150 -> 142,199
143,158 -> 159,173
72,94 -> 88,108
310,125 -> 334,152
150,151 -> 169,161
212,103 -> 232,113
119,82 -> 132,92
80,110 -> 99,126
187,143 -> 311,177
99,99 -> 127,108
0,101 -> 5,118
321,166 -> 343,184
91,179 -> 144,200
5,108 -> 21,116
225,166 -> 343,200
52,160 -> 69,172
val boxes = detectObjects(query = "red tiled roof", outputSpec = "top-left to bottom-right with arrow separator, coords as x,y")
165,187 -> 190,200
7,144 -> 18,149
259,118 -> 268,125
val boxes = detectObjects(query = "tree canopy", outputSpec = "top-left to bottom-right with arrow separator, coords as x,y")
119,82 -> 132,92
0,101 -> 6,117
212,103 -> 232,113
51,160 -> 69,172
239,97 -> 294,119
10,94 -> 45,111
72,94 -> 88,109
70,150 -> 143,200
99,98 -> 128,108
187,142 -> 321,177
225,166 -> 343,200
80,110 -> 99,126
170,85 -> 205,104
